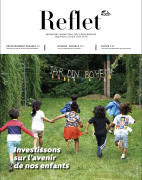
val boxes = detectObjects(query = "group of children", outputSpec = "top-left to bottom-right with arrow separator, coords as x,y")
0,94 -> 136,172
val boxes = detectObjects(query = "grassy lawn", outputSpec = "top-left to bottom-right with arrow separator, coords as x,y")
0,98 -> 141,180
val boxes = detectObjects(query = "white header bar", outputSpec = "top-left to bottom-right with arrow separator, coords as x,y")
1,0 -> 141,54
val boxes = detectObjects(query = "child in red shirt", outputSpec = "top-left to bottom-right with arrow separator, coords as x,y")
0,108 -> 34,172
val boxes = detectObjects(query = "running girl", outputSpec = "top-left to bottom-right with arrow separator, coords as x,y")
52,101 -> 83,154
31,100 -> 54,151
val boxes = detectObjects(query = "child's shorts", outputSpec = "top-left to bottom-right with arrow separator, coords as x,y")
115,131 -> 128,148
7,141 -> 20,154
32,130 -> 43,137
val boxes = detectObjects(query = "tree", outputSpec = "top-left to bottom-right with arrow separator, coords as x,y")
111,54 -> 141,104
0,54 -> 41,125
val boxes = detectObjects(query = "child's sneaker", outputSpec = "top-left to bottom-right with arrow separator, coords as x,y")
9,162 -> 14,172
109,129 -> 113,134
121,154 -> 125,159
66,139 -> 71,148
118,140 -> 123,150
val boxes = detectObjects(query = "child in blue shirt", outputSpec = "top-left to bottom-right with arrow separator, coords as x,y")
105,94 -> 121,133
60,94 -> 80,114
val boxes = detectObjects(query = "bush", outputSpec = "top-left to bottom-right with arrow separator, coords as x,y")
45,74 -> 127,98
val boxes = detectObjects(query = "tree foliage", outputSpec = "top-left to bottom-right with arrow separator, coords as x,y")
23,55 -> 41,99
39,54 -> 105,71
0,55 -> 41,125
0,55 -> 22,125
112,54 -> 141,104
123,54 -> 141,104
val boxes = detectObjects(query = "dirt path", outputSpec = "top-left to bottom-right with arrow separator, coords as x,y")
80,94 -> 109,100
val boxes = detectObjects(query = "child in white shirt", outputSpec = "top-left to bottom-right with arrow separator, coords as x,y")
31,100 -> 54,151
107,102 -> 136,159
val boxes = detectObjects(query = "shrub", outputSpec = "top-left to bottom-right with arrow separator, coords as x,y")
46,74 -> 127,98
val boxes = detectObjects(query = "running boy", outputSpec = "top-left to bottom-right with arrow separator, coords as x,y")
0,108 -> 34,172
105,94 -> 121,133
85,105 -> 110,158
60,94 -> 80,114
107,102 -> 136,159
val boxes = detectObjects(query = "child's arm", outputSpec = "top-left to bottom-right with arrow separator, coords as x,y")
79,122 -> 83,128
0,123 -> 8,134
105,101 -> 113,110
106,122 -> 115,131
85,122 -> 90,134
128,115 -> 136,123
21,123 -> 34,137
42,117 -> 54,123
53,114 -> 66,121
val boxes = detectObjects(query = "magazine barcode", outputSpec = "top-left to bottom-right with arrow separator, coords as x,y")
95,45 -> 97,51
44,45 -> 46,51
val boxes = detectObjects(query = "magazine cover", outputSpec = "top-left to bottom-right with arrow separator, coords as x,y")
0,0 -> 142,180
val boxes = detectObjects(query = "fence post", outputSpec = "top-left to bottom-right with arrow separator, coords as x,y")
24,57 -> 26,107
107,55 -> 110,98
104,60 -> 107,96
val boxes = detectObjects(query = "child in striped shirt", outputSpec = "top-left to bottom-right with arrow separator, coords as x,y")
0,108 -> 34,172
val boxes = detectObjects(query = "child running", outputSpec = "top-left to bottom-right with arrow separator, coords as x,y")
53,101 -> 83,154
107,102 -> 136,159
0,108 -> 34,172
105,94 -> 121,134
85,105 -> 110,158
60,94 -> 80,114
31,100 -> 54,151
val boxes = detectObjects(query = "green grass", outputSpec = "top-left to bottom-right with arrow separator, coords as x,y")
0,98 -> 141,180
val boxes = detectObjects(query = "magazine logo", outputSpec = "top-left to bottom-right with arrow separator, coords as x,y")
101,10 -> 111,16
40,10 -> 101,30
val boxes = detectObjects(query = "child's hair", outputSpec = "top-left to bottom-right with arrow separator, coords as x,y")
93,105 -> 106,118
114,94 -> 121,101
70,101 -> 79,112
119,102 -> 132,115
71,94 -> 77,101
31,100 -> 42,117
9,108 -> 19,119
